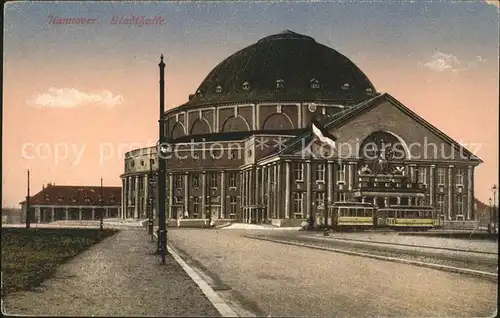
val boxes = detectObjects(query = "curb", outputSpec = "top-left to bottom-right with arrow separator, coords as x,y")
245,235 -> 498,282
308,235 -> 498,255
153,232 -> 238,317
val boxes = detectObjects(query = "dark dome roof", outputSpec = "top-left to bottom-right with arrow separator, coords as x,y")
181,30 -> 376,107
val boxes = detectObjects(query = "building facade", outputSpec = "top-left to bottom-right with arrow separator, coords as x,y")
20,183 -> 121,223
120,31 -> 482,226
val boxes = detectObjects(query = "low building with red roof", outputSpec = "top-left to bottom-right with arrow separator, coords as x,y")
19,183 -> 121,223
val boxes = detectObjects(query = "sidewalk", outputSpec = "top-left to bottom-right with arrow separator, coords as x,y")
2,228 -> 220,317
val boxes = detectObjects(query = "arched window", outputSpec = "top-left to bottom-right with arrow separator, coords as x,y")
190,118 -> 211,135
216,85 -> 222,93
221,116 -> 250,132
170,122 -> 186,139
359,131 -> 406,161
262,113 -> 294,130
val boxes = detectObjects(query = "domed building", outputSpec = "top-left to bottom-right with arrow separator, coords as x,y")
120,31 -> 482,228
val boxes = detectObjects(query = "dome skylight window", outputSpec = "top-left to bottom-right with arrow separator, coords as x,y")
242,81 -> 250,91
310,78 -> 320,89
276,79 -> 285,89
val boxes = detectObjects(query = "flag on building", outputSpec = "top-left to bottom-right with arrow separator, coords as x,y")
311,120 -> 337,149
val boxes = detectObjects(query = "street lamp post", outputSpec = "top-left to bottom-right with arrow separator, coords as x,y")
323,156 -> 329,236
26,170 -> 31,229
488,197 -> 493,234
157,54 -> 167,264
492,184 -> 497,234
100,177 -> 104,231
148,158 -> 155,240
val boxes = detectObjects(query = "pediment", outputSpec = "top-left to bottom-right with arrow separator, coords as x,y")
322,94 -> 481,162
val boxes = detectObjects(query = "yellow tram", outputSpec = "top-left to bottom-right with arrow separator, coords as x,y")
332,202 -> 376,230
331,202 -> 439,231
376,206 -> 438,231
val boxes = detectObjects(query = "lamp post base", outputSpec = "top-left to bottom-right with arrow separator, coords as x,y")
157,229 -> 167,263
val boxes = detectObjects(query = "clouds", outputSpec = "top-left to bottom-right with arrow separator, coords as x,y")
419,52 -> 488,73
419,51 -> 461,72
29,88 -> 125,108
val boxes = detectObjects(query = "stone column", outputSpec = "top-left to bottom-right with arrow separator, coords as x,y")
35,208 -> 42,223
51,208 -> 55,222
348,163 -> 353,191
429,165 -> 435,206
105,208 -> 109,218
384,197 -> 389,207
408,197 -> 412,206
266,166 -> 271,220
467,166 -> 472,220
79,208 -> 82,220
144,175 -> 148,218
239,171 -> 243,221
285,161 -> 291,219
409,164 -> 416,183
273,164 -> 278,219
221,171 -> 226,219
121,178 -> 125,219
127,177 -> 132,218
448,165 -> 453,220
471,167 -> 476,221
65,208 -> 69,220
202,172 -> 206,218
184,173 -> 189,218
397,197 -> 401,205
260,167 -> 265,207
306,161 -> 312,218
328,163 -> 334,204
249,169 -> 253,222
168,173 -> 174,219
251,169 -> 254,205
92,208 -> 95,220
134,176 -> 139,218
277,163 -> 282,218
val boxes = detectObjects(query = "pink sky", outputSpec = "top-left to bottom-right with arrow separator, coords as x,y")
2,1 -> 499,207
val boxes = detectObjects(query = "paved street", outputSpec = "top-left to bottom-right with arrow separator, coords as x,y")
168,228 -> 498,317
247,231 -> 498,274
2,228 -> 219,317
300,231 -> 498,253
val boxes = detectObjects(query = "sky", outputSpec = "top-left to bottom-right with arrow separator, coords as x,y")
2,0 -> 499,207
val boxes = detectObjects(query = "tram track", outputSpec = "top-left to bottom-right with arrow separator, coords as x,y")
245,232 -> 498,278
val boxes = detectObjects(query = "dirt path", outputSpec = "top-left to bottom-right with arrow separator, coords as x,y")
2,228 -> 220,317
